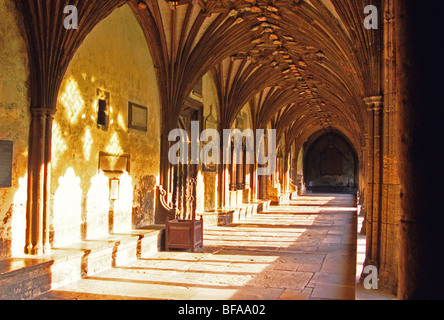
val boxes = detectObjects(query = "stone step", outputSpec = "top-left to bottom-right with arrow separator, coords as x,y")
0,225 -> 164,300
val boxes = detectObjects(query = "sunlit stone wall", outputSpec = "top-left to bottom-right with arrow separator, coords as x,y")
0,0 -> 30,258
51,5 -> 161,246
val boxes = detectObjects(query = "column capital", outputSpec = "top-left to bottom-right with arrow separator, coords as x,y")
30,107 -> 48,118
364,96 -> 383,111
30,107 -> 57,118
46,107 -> 57,118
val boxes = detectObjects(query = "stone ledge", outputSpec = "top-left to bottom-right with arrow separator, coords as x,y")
199,200 -> 271,227
199,210 -> 235,227
0,257 -> 53,277
0,225 -> 165,300
0,258 -> 54,300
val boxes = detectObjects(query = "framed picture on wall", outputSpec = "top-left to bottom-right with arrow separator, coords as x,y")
128,102 -> 148,132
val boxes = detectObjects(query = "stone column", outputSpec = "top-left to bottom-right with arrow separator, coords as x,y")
251,161 -> 258,202
217,162 -> 228,210
284,153 -> 290,193
363,91 -> 401,295
25,107 -> 48,255
358,143 -> 367,220
363,96 -> 383,269
42,109 -> 55,255
172,163 -> 178,210
377,0 -> 401,293
230,143 -> 237,192
218,133 -> 229,209
257,170 -> 265,200
235,147 -> 244,189
159,132 -> 170,189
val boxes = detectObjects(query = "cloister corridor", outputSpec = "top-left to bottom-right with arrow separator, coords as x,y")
33,194 -> 392,300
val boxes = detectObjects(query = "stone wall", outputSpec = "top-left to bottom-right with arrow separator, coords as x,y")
50,5 -> 161,246
0,0 -> 30,258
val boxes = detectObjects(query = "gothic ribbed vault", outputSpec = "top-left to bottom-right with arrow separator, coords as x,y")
15,0 -> 380,147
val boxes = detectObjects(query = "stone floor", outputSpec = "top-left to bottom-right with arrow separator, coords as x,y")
36,194 -> 361,300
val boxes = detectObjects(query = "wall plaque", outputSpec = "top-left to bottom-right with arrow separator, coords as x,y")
0,140 -> 13,188
128,102 -> 148,132
98,152 -> 130,173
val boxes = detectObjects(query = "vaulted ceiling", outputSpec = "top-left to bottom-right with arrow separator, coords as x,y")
15,0 -> 381,156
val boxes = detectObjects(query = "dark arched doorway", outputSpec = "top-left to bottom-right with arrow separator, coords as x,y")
303,131 -> 358,194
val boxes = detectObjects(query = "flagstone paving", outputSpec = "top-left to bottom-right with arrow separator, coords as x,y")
36,194 -> 358,300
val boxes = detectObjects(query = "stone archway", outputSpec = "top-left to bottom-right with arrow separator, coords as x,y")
50,5 -> 162,246
303,131 -> 358,194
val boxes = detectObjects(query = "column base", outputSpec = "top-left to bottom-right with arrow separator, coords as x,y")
31,243 -> 44,256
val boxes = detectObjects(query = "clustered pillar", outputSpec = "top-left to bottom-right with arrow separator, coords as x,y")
25,107 -> 54,256
363,96 -> 383,269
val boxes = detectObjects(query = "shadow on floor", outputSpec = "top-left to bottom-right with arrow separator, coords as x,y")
37,194 -> 360,300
